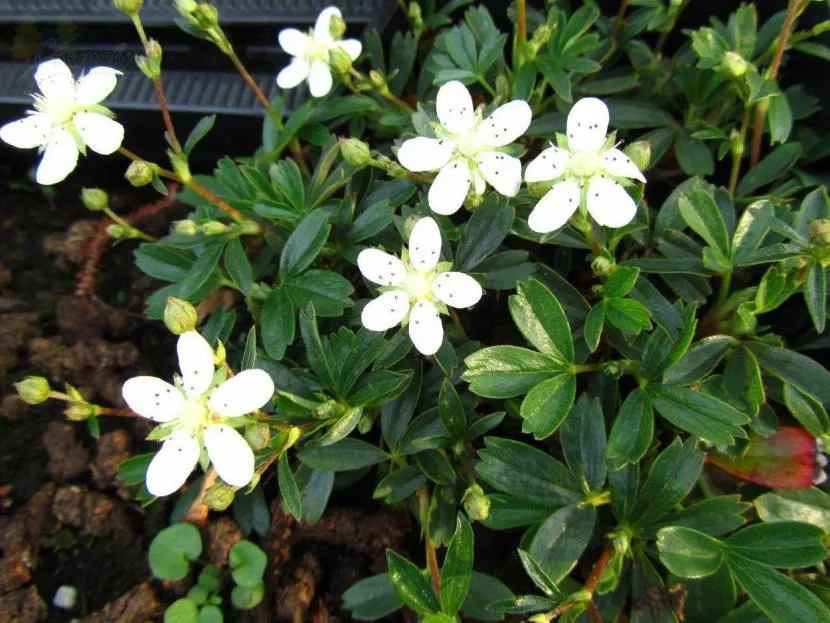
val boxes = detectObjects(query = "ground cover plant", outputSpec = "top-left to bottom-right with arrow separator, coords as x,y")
5,0 -> 830,620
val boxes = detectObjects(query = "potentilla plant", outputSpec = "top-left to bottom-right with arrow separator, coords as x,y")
11,1 -> 830,622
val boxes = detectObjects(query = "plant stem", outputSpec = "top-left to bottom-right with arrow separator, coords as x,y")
97,407 -> 138,418
749,0 -> 800,167
550,545 -> 613,620
655,0 -> 688,54
154,78 -> 182,153
449,309 -> 469,341
516,0 -> 527,48
610,0 -> 629,41
417,488 -> 441,599
348,68 -> 415,114
102,206 -> 156,241
728,108 -> 751,196
184,469 -> 218,524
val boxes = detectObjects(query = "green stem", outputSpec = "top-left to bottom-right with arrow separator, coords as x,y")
477,75 -> 497,97
102,206 -> 156,241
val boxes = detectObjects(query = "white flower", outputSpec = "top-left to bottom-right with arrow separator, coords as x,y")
121,331 -> 275,497
397,80 -> 533,216
357,216 -> 483,356
0,59 -> 124,186
524,97 -> 646,233
276,6 -> 362,98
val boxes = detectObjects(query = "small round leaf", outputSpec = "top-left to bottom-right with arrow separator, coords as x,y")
229,540 -> 268,588
149,523 -> 203,581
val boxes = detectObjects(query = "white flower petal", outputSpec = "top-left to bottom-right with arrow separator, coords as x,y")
278,28 -> 310,57
122,376 -> 185,422
428,159 -> 470,215
476,100 -> 532,148
74,67 -> 121,106
527,180 -> 581,234
314,6 -> 342,44
277,59 -> 310,89
408,216 -> 441,272
357,248 -> 406,286
436,80 -> 474,134
525,145 -> 570,183
308,60 -> 333,97
338,39 -> 362,61
567,97 -> 609,153
209,369 -> 275,418
74,111 -> 123,155
204,424 -> 255,488
36,129 -> 79,185
34,58 -> 75,100
177,331 -> 215,398
0,114 -> 52,149
361,291 -> 410,331
145,431 -> 200,497
408,300 -> 443,356
600,148 -> 646,182
433,272 -> 483,308
586,177 -> 637,228
397,137 -> 452,172
477,151 -> 522,197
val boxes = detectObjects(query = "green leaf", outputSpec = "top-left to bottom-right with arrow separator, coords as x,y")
604,266 -> 640,298
461,572 -> 514,621
508,280 -> 574,363
723,347 -> 765,415
516,549 -> 562,598
463,346 -> 559,398
223,238 -> 252,296
631,551 -> 677,623
748,342 -> 830,408
184,114 -> 216,154
755,488 -> 830,533
439,379 -> 467,441
560,394 -> 607,491
584,303 -> 605,352
299,439 -> 389,471
179,241 -> 225,300
648,385 -> 749,445
736,143 -> 802,197
117,453 -> 153,485
528,505 -> 597,584
283,269 -> 353,317
676,133 -> 715,177
196,605 -> 223,623
606,298 -> 651,334
260,286 -> 295,360
726,553 -> 830,623
455,196 -> 514,272
386,550 -> 439,616
229,540 -> 267,588
663,335 -> 734,385
784,385 -> 829,437
656,526 -> 724,578
680,563 -> 736,623
135,243 -> 194,282
414,450 -> 456,485
343,574 -> 403,621
164,598 -> 199,623
231,582 -> 264,609
650,495 -> 750,537
768,92 -> 793,144
805,262 -> 827,333
519,374 -> 576,439
373,465 -> 426,504
608,389 -> 654,467
299,305 -> 337,390
149,523 -> 203,581
278,452 -> 302,521
279,210 -> 330,279
678,192 -> 730,258
726,522 -> 828,568
347,370 -> 411,407
440,515 -> 474,616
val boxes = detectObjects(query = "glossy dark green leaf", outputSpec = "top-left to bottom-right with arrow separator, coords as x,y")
560,394 -> 607,491
455,196 -> 514,272
279,210 -> 330,279
179,241 -> 225,299
319,406 -> 363,446
386,550 -> 439,616
631,552 -> 678,623
754,488 -> 830,533
277,452 -> 302,521
519,373 -> 576,439
299,439 -> 389,471
804,261 -> 827,333
748,343 -> 830,407
723,347 -> 765,415
783,385 -> 829,437
381,360 -> 421,450
463,346 -> 558,398
283,269 -> 353,317
347,370 -> 411,407
663,335 -> 735,385
440,515 -> 474,615
604,266 -> 640,298
438,379 -> 467,441
736,143 -> 802,197
343,573 -> 403,621
649,495 -> 750,537
606,298 -> 651,334
508,280 -> 574,363
528,504 -> 596,584
414,450 -> 455,485
184,114 -> 216,154
373,465 -> 426,504
584,302 -> 605,352
461,572 -> 513,621
678,192 -> 729,258
676,132 -> 715,177
649,384 -> 750,445
299,305 -> 337,390
260,286 -> 295,360
135,243 -> 194,282
679,562 -> 736,623
657,526 -> 724,578
726,521 -> 828,568
608,389 -> 654,467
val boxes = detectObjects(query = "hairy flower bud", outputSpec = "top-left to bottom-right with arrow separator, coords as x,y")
721,51 -> 749,78
113,0 -> 143,15
81,187 -> 109,212
339,137 -> 372,166
204,482 -> 235,510
194,3 -> 220,29
145,38 -> 162,63
15,376 -> 51,405
65,403 -> 98,421
591,256 -> 613,278
200,221 -> 229,235
368,70 -> 386,89
244,423 -> 271,451
808,219 -> 830,249
173,219 -> 198,236
329,13 -> 347,39
329,47 -> 353,75
164,297 -> 198,335
125,160 -> 154,187
106,224 -> 129,240
462,484 -> 491,522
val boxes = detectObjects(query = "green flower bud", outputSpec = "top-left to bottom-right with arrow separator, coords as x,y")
15,376 -> 51,405
199,221 -> 229,235
173,219 -> 199,236
204,482 -> 235,510
601,360 -> 624,379
163,297 -> 198,335
135,54 -> 159,80
368,70 -> 386,89
169,151 -> 192,183
591,256 -> 613,278
729,127 -> 745,158
194,3 -> 220,29
338,137 -> 372,166
65,403 -> 99,421
329,14 -> 347,39
285,426 -> 302,450
462,484 -> 491,522
243,423 -> 271,451
113,0 -> 143,15
407,1 -> 424,36
329,47 -> 353,75
81,187 -> 109,212
213,340 -> 226,366
106,224 -> 129,240
526,181 -> 550,199
721,51 -> 749,78
808,219 -> 830,249
623,141 -> 651,172
125,160 -> 154,187
145,38 -> 162,63
236,219 -> 261,235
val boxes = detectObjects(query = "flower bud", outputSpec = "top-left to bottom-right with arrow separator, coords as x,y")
461,484 -> 491,522
173,219 -> 199,236
213,340 -> 226,366
106,224 -> 129,240
601,360 -> 624,379
808,219 -> 830,249
339,137 -> 372,166
407,2 -> 424,36
200,221 -> 229,235
164,297 -> 198,335
194,3 -> 220,29
65,403 -> 98,421
81,187 -> 109,212
204,482 -> 235,510
135,54 -> 160,80
145,38 -> 162,63
15,376 -> 51,405
623,141 -> 651,173
244,423 -> 271,451
526,181 -> 550,199
721,51 -> 749,78
591,256 -> 612,278
368,70 -> 386,89
113,0 -> 143,15
169,151 -> 192,183
329,47 -> 353,75
236,219 -> 261,235
329,14 -> 347,39
175,0 -> 198,17
125,160 -> 154,187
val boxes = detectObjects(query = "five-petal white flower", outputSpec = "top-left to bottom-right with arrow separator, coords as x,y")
0,59 -> 125,186
276,6 -> 362,98
357,216 -> 483,356
121,331 -> 275,497
397,80 -> 532,216
524,97 -> 646,233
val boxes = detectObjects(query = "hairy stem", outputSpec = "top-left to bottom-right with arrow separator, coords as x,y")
551,545 -> 613,620
153,78 -> 182,153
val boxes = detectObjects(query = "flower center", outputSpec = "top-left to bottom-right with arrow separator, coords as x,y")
405,269 -> 435,301
454,129 -> 484,159
305,36 -> 330,62
36,97 -> 77,126
177,399 -> 209,433
568,149 -> 601,179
